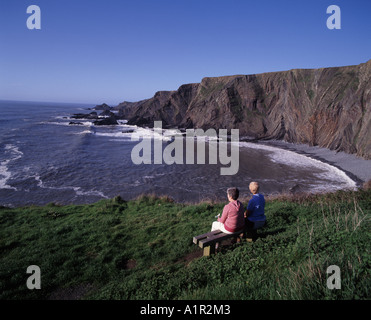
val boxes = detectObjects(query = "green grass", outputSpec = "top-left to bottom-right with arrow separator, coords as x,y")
0,190 -> 370,300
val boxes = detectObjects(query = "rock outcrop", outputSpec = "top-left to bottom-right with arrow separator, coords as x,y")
93,116 -> 118,126
70,110 -> 121,125
93,103 -> 112,111
71,112 -> 99,120
117,59 -> 371,159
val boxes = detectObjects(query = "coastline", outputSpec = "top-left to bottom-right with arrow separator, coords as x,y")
257,140 -> 371,187
2,99 -> 370,208
127,122 -> 371,189
63,107 -> 371,191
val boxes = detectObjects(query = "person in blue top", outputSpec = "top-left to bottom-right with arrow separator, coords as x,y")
244,181 -> 267,239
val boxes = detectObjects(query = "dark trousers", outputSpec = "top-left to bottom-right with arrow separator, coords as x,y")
244,219 -> 267,240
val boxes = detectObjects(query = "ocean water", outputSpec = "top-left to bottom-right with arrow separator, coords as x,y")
0,100 -> 356,207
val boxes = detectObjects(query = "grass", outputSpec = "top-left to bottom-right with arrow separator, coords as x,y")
0,188 -> 370,300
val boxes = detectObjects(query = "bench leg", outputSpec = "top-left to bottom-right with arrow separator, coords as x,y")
203,244 -> 215,256
231,233 -> 244,244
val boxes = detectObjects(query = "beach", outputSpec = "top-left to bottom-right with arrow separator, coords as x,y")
261,140 -> 371,186
1,100 -> 370,207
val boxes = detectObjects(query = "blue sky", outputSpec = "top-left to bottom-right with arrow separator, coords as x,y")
0,0 -> 370,105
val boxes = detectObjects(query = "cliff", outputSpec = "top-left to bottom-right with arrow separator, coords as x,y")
118,59 -> 371,159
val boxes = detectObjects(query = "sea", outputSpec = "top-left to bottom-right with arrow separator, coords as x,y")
0,100 -> 357,208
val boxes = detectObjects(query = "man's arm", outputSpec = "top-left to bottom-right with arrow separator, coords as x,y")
245,198 -> 254,218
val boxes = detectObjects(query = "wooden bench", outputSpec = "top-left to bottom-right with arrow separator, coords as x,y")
193,230 -> 244,256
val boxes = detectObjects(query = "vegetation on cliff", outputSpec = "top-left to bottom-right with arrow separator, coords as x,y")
1,187 -> 370,300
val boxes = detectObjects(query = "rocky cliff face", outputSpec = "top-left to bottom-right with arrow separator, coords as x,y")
118,59 -> 371,159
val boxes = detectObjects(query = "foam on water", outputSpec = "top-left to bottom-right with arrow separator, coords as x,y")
34,175 -> 108,199
241,142 -> 357,191
73,187 -> 109,198
131,127 -> 172,141
41,112 -> 358,193
2,100 -> 366,207
93,125 -> 178,141
41,120 -> 94,127
77,130 -> 95,135
44,116 -> 187,142
0,144 -> 23,190
0,163 -> 14,190
95,131 -> 130,138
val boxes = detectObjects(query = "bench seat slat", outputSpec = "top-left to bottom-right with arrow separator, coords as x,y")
193,230 -> 224,245
198,232 -> 237,248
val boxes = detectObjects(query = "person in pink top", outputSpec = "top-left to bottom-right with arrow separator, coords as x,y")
211,187 -> 245,234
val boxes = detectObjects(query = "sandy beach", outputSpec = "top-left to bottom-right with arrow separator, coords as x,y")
261,140 -> 371,187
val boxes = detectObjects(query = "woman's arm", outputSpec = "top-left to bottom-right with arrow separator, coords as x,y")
218,205 -> 229,223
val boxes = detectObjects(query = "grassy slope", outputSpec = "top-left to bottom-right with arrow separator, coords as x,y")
0,190 -> 370,300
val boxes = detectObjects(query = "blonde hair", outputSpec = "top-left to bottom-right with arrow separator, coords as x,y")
249,181 -> 259,194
